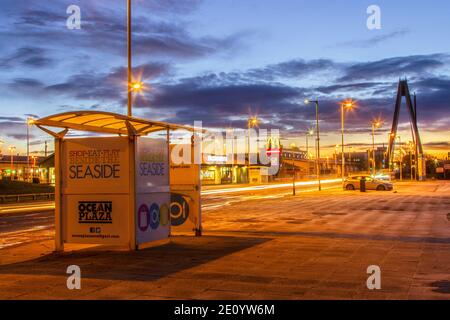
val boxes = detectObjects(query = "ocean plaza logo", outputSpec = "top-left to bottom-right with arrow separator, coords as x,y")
78,201 -> 113,224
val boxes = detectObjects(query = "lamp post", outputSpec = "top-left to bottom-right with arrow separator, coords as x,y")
127,0 -> 132,117
397,135 -> 403,181
290,143 -> 297,196
26,118 -> 35,181
8,146 -> 16,180
126,0 -> 144,117
348,146 -> 353,173
371,120 -> 382,176
340,100 -> 355,183
305,129 -> 314,178
408,141 -> 414,180
334,144 -> 338,176
248,117 -> 258,130
304,99 -> 321,191
247,116 -> 259,159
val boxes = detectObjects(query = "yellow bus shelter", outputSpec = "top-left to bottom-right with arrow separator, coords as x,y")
34,111 -> 201,251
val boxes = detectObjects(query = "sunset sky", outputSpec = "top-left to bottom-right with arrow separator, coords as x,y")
0,0 -> 449,158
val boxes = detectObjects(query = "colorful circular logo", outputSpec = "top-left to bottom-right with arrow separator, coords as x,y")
170,193 -> 189,226
149,203 -> 160,229
137,204 -> 149,232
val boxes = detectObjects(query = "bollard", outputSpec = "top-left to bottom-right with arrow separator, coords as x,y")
360,177 -> 366,192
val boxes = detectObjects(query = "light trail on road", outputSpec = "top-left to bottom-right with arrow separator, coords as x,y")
202,179 -> 341,195
0,202 -> 55,215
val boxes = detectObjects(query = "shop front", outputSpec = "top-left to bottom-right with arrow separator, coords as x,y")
200,164 -> 248,185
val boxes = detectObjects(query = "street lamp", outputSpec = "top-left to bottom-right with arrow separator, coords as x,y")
248,116 -> 259,129
397,135 -> 403,181
348,146 -> 353,173
126,0 -> 145,117
304,99 -> 321,191
371,119 -> 382,176
407,141 -> 414,180
130,81 -> 143,92
290,143 -> 297,196
247,116 -> 259,156
305,128 -> 314,178
27,117 -> 35,181
8,146 -> 16,180
334,144 -> 339,176
388,132 -> 396,171
340,99 -> 355,183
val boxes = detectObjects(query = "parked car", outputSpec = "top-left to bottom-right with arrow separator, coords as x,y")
344,175 -> 394,191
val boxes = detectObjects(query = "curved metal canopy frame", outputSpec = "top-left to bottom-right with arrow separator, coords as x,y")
33,111 -> 198,137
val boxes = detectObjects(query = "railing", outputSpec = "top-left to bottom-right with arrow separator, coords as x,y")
0,193 -> 55,203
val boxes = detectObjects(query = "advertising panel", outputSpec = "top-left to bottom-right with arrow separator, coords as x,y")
62,137 -> 129,194
170,144 -> 201,234
61,137 -> 130,245
63,194 -> 129,245
135,137 -> 170,245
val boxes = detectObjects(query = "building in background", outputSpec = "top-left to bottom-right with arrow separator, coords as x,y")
0,154 -> 46,181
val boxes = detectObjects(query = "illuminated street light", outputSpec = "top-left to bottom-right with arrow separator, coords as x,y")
8,146 -> 16,180
305,128 -> 314,177
407,141 -> 414,180
248,116 -> 259,129
304,99 -> 321,191
371,119 -> 383,175
290,143 -> 296,196
340,99 -> 355,183
334,144 -> 339,176
397,135 -> 403,181
247,116 -> 259,155
27,117 -> 35,182
130,81 -> 143,91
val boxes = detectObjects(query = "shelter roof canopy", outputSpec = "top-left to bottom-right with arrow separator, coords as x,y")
33,111 -> 197,136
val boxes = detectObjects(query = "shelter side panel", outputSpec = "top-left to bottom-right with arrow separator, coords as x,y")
63,194 -> 130,245
61,137 -> 130,194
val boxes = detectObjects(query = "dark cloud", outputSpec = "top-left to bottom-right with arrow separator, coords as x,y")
0,47 -> 53,68
3,2 -> 246,61
0,120 -> 32,140
45,62 -> 171,100
0,116 -> 23,121
245,59 -> 337,81
332,29 -> 410,48
11,78 -> 45,88
7,133 -> 29,140
339,54 -> 448,82
24,113 -> 40,119
315,82 -> 387,95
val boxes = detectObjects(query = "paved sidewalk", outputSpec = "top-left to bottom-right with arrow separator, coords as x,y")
0,181 -> 449,299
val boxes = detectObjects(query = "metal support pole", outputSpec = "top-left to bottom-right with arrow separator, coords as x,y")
372,124 -> 376,175
292,158 -> 296,196
10,149 -> 13,180
27,123 -> 29,181
341,104 -> 345,183
129,135 -> 137,250
334,149 -> 337,176
127,0 -> 132,117
306,133 -> 309,177
315,101 -> 321,191
398,136 -> 403,181
54,138 -> 63,252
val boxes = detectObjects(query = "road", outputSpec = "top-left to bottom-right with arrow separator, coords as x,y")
0,180 -> 448,299
0,179 -> 341,249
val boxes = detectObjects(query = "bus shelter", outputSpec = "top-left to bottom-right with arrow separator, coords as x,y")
34,111 -> 201,251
